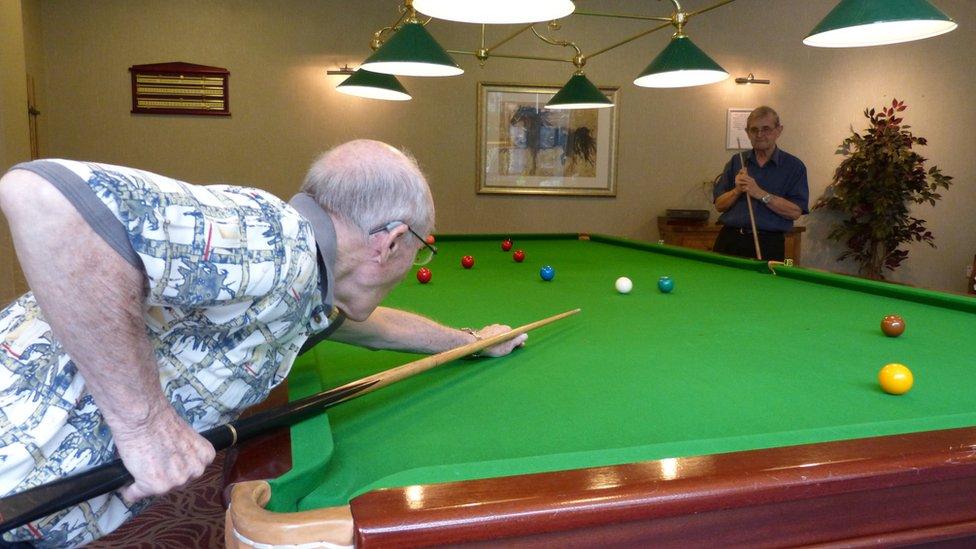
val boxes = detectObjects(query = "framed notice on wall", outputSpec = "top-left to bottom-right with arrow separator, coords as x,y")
129,62 -> 230,116
727,107 -> 753,150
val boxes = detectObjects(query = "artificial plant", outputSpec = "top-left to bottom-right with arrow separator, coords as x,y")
814,99 -> 953,280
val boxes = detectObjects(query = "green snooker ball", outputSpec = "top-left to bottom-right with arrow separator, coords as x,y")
657,276 -> 674,293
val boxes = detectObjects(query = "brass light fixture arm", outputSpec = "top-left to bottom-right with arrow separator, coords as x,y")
447,50 -> 572,64
370,8 -> 408,50
485,24 -> 536,55
370,23 -> 401,50
531,26 -> 582,58
686,0 -> 737,19
531,24 -> 586,70
582,0 -> 736,60
448,19 -> 582,66
586,21 -> 674,59
573,12 -> 672,22
367,0 -> 736,69
371,0 -> 432,51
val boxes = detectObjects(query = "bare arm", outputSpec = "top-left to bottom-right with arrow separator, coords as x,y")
713,186 -> 743,213
331,306 -> 526,358
0,169 -> 214,502
763,194 -> 803,220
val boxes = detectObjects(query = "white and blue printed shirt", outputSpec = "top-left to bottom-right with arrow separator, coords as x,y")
0,160 -> 341,547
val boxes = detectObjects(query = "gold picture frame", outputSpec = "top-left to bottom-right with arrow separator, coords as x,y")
476,82 -> 619,196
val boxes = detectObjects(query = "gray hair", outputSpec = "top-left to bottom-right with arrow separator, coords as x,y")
301,140 -> 435,238
747,106 -> 781,128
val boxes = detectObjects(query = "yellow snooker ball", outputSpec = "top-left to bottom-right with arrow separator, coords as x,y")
878,363 -> 913,395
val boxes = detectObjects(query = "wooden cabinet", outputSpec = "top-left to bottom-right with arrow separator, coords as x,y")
657,217 -> 806,264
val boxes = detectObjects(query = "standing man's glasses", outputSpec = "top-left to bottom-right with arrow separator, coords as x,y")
746,125 -> 780,135
368,221 -> 438,265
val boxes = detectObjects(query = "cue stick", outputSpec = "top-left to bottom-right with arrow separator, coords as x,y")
739,150 -> 763,260
0,308 -> 580,533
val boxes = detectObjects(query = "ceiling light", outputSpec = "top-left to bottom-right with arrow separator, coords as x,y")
634,35 -> 728,88
336,69 -> 412,101
360,22 -> 463,77
546,73 -> 613,110
413,0 -> 575,25
804,0 -> 957,48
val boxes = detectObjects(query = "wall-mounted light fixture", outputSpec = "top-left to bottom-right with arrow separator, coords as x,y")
804,0 -> 957,48
734,73 -> 770,85
326,65 -> 356,76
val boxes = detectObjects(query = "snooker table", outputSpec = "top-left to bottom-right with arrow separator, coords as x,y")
225,234 -> 976,548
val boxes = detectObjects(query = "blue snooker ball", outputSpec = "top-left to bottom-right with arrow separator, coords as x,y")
540,265 -> 555,281
658,276 -> 674,293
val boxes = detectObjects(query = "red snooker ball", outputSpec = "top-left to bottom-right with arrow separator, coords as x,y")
881,314 -> 905,337
416,267 -> 432,284
513,249 -> 526,263
425,234 -> 436,245
461,255 -> 475,269
501,239 -> 513,252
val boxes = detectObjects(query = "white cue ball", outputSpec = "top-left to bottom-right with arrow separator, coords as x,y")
615,276 -> 633,294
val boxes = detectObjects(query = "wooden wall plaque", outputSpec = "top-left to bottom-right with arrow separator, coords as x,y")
129,62 -> 230,116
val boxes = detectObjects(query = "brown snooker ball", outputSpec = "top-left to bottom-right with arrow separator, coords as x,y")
881,314 -> 905,337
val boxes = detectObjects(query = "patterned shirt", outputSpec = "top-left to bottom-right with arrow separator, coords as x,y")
0,160 -> 340,547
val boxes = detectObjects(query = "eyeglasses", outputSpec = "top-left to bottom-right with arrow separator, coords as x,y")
746,125 -> 780,136
368,221 -> 438,265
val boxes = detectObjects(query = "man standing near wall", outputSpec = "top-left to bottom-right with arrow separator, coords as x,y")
712,106 -> 809,261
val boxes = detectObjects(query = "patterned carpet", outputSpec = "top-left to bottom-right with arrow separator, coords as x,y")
87,450 -> 226,548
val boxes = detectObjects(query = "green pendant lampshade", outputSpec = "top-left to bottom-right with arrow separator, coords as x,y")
545,73 -> 613,110
359,22 -> 463,77
633,35 -> 728,88
804,0 -> 957,47
413,0 -> 575,24
336,69 -> 411,101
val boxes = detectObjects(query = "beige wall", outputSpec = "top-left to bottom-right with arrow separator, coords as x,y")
0,0 -> 32,304
6,0 -> 976,294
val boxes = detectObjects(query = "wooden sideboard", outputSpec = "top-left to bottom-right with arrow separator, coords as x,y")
657,217 -> 806,264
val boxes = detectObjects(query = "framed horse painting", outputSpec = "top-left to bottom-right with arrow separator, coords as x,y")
476,82 -> 619,196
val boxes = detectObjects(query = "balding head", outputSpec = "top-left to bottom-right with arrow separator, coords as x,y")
301,140 -> 435,238
747,106 -> 781,128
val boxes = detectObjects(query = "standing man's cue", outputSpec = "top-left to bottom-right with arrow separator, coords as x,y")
739,149 -> 762,260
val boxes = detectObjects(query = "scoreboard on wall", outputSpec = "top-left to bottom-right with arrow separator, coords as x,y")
129,62 -> 230,116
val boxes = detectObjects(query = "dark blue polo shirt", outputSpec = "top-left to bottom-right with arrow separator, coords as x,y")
713,147 -> 809,233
